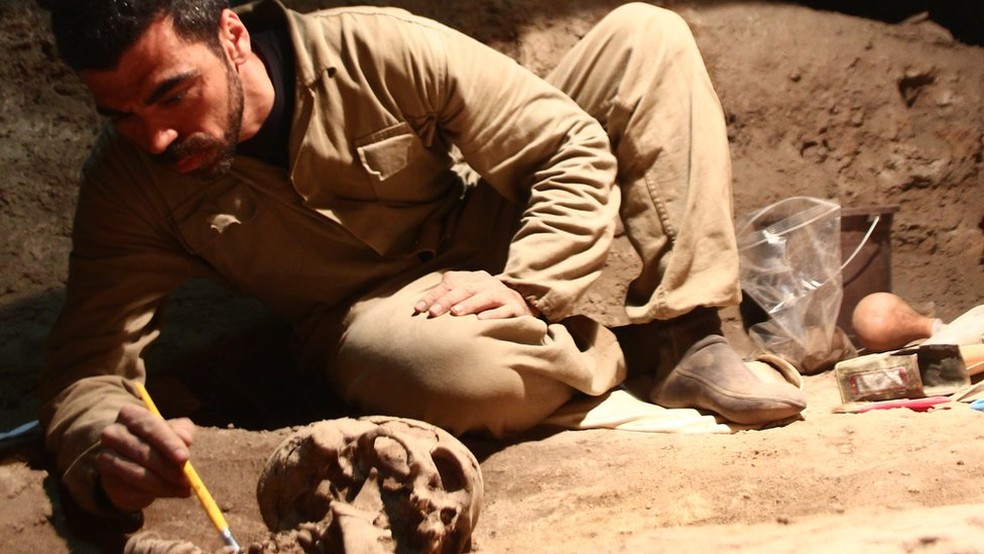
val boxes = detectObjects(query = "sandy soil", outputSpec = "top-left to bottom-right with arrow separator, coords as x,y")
1,0 -> 983,552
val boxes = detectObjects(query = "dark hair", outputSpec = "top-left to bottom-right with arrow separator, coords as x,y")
47,0 -> 230,71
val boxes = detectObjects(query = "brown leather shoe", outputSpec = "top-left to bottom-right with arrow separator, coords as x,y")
650,334 -> 806,425
645,308 -> 807,425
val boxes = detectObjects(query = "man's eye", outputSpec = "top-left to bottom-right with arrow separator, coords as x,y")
161,93 -> 185,107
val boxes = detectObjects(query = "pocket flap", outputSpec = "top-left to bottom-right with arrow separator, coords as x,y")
356,122 -> 418,181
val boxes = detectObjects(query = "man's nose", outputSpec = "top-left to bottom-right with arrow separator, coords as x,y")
146,126 -> 178,154
144,124 -> 179,155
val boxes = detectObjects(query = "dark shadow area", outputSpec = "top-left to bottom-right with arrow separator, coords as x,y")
46,472 -> 143,553
0,290 -> 64,432
463,424 -> 563,463
138,278 -> 355,430
792,0 -> 983,45
0,279 -> 355,439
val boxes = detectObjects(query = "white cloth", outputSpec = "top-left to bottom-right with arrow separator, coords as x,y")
543,387 -> 732,434
925,305 -> 984,346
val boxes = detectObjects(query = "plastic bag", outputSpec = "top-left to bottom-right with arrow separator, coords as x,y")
737,197 -> 855,374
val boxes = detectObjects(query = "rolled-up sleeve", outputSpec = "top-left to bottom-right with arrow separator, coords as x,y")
38,135 -> 207,515
400,19 -> 620,320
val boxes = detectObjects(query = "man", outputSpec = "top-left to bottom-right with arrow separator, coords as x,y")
40,0 -> 806,518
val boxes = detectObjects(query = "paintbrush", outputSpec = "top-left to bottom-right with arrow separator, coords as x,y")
133,381 -> 241,553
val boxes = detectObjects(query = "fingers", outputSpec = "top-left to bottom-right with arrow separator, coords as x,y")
97,449 -> 189,511
168,417 -> 197,446
414,270 -> 536,319
98,466 -> 159,512
449,289 -> 528,319
97,404 -> 195,511
414,271 -> 478,316
108,404 -> 193,466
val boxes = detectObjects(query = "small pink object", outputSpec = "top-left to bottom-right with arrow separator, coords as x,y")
852,396 -> 950,413
835,396 -> 951,414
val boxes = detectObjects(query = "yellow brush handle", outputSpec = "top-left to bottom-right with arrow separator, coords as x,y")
132,381 -> 237,548
180,458 -> 231,532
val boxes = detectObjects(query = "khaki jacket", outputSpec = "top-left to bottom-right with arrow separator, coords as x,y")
40,0 -> 617,514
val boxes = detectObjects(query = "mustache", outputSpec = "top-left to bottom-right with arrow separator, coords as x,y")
156,133 -> 223,166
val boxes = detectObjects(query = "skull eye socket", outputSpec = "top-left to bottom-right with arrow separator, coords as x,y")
440,506 -> 458,525
371,434 -> 411,480
431,445 -> 468,492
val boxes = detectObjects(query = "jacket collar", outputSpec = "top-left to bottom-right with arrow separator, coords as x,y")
235,0 -> 338,89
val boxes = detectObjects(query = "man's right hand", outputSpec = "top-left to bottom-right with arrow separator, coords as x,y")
96,403 -> 197,512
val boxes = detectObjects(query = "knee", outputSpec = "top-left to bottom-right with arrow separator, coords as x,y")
333,313 -> 574,437
606,2 -> 691,31
601,2 -> 698,52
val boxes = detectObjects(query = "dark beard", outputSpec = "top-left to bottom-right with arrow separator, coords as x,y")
158,60 -> 244,180
158,131 -> 237,180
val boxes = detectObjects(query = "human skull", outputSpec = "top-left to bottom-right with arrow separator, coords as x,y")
256,416 -> 483,553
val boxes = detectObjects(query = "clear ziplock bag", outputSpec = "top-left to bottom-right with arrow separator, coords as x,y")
737,196 -> 855,373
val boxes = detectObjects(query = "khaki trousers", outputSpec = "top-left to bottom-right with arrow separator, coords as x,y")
325,3 -> 740,437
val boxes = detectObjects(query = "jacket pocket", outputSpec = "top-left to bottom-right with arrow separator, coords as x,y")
355,121 -> 418,182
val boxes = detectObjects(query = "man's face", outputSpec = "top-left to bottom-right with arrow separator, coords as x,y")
79,16 -> 244,179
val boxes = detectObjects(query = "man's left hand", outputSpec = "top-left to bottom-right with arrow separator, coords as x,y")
414,270 -> 539,320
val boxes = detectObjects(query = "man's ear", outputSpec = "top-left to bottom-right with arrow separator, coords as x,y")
219,9 -> 251,65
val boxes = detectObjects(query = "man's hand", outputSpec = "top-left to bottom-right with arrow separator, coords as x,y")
96,403 -> 196,512
414,270 -> 540,320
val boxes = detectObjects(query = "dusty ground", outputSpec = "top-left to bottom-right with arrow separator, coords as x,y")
1,0 -> 983,552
